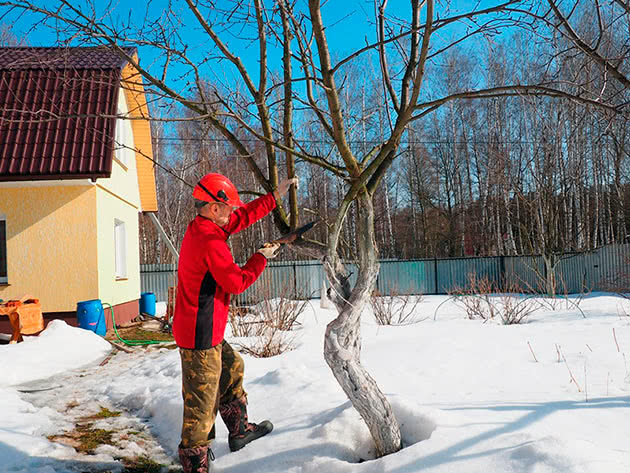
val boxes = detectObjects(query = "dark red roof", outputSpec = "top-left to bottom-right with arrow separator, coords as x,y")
0,47 -> 134,181
0,47 -> 132,70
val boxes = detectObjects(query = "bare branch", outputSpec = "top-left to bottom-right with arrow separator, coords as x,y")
279,0 -> 298,229
399,0 -> 421,111
287,5 -> 336,139
214,93 -> 348,177
412,85 -> 627,121
309,0 -> 360,177
546,0 -> 630,90
376,0 -> 400,117
331,0 -> 524,75
184,0 -> 279,190
612,0 -> 630,15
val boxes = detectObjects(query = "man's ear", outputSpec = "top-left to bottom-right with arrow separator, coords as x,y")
198,202 -> 213,216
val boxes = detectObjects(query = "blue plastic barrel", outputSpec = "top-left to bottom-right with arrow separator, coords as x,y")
76,299 -> 106,336
140,292 -> 156,317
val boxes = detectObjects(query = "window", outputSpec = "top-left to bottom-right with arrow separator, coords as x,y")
114,219 -> 127,279
0,217 -> 6,284
114,90 -> 134,167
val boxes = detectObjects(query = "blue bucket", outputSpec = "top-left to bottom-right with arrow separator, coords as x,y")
140,292 -> 156,317
76,299 -> 106,336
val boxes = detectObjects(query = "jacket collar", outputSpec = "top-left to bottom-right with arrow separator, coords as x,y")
196,214 -> 231,237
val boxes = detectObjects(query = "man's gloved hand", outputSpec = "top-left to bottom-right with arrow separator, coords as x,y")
257,242 -> 281,259
273,177 -> 298,200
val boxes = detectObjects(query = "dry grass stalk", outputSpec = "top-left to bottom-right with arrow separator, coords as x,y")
228,306 -> 263,338
527,341 -> 538,362
613,327 -> 620,352
555,344 -> 562,363
557,345 -> 582,392
584,362 -> 588,402
236,331 -> 297,358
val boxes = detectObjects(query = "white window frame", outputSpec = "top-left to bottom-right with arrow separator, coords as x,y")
114,90 -> 134,167
0,215 -> 6,284
114,219 -> 127,280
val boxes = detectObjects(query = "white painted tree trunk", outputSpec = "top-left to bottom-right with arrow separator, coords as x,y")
323,193 -> 402,457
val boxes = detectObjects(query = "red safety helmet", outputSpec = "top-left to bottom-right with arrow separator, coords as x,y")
193,173 -> 244,207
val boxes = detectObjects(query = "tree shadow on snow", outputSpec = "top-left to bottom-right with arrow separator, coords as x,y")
215,441 -> 366,473
387,396 -> 630,473
214,399 -> 438,472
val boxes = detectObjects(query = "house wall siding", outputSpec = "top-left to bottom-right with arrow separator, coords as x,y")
95,187 -> 141,308
0,185 -> 98,312
98,89 -> 142,209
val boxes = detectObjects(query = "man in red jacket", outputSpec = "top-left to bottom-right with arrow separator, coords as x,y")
174,173 -> 297,473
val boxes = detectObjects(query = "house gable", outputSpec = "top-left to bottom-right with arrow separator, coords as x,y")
121,58 -> 158,212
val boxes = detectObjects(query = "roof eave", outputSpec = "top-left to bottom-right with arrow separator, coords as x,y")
0,172 -> 111,182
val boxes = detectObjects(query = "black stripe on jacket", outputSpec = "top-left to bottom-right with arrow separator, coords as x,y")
195,271 -> 217,349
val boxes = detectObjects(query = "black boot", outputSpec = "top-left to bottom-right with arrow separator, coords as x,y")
178,444 -> 215,473
219,396 -> 273,452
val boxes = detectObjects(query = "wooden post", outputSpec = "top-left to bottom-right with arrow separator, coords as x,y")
166,286 -> 176,324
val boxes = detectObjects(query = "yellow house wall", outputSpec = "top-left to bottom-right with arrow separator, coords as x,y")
0,185 -> 98,312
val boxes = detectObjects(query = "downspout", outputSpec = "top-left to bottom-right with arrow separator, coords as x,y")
146,212 -> 179,260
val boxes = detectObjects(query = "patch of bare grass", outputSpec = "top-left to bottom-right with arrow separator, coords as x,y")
48,424 -> 116,454
106,326 -> 174,343
121,455 -> 165,473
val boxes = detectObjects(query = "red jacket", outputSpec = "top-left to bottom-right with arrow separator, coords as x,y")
173,193 -> 276,349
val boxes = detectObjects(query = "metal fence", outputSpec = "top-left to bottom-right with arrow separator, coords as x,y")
140,263 -> 177,302
140,244 -> 630,304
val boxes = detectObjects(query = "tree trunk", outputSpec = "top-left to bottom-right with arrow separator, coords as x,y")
323,191 -> 402,457
384,184 -> 396,258
543,253 -> 557,296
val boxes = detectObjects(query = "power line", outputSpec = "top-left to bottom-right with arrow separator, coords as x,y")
154,136 -> 548,145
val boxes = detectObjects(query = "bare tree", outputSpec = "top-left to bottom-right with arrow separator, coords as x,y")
0,23 -> 21,46
544,0 -> 630,93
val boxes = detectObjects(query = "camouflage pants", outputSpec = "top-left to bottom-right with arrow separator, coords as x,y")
179,340 -> 246,448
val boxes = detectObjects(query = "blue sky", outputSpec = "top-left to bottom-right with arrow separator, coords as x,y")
2,0 -> 520,147
4,0 -> 498,96
7,2 -> 407,67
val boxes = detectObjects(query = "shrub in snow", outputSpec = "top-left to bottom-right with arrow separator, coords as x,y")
449,273 -> 537,325
370,287 -> 424,325
229,286 -> 309,357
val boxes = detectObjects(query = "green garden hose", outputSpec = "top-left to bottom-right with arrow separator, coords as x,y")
102,302 -> 168,346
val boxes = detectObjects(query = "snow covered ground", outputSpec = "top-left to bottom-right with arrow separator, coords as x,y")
1,293 -> 630,472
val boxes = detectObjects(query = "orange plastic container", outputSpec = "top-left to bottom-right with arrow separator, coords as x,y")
0,295 -> 44,343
